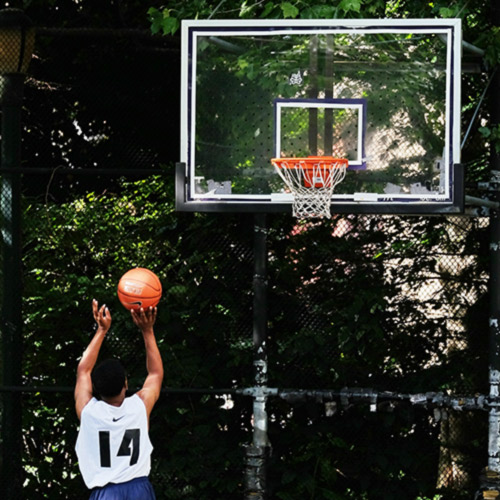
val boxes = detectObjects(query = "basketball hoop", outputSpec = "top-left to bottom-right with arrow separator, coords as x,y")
272,156 -> 348,218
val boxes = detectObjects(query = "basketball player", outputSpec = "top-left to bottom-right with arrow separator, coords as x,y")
74,299 -> 163,499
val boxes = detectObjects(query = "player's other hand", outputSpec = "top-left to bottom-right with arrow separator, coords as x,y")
92,299 -> 112,332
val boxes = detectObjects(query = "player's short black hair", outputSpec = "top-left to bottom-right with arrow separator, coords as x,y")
92,358 -> 127,398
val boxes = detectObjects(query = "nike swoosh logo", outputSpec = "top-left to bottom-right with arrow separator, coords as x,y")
113,416 -> 125,422
128,301 -> 143,306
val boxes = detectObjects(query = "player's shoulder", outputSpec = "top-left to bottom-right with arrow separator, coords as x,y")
80,397 -> 99,416
131,391 -> 147,408
125,391 -> 145,409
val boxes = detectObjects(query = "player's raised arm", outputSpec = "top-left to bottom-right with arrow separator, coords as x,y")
132,307 -> 163,419
74,300 -> 112,420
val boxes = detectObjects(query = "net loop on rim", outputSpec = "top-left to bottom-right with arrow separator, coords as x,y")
272,156 -> 348,219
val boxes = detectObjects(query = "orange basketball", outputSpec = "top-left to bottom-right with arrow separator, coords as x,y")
117,268 -> 162,310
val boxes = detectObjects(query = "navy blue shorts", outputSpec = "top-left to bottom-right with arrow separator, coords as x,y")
89,476 -> 156,500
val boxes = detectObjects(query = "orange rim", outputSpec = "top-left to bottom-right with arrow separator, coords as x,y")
272,156 -> 348,169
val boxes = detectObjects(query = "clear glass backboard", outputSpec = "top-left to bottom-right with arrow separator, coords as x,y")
177,19 -> 463,215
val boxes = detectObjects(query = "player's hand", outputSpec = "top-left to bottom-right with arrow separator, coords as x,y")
92,299 -> 112,332
131,306 -> 157,333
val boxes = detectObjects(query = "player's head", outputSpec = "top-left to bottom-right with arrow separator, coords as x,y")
92,358 -> 127,398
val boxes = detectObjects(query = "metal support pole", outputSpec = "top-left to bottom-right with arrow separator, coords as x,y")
484,2 -> 500,496
244,213 -> 270,499
308,35 -> 318,156
324,34 -> 334,156
0,72 -> 25,499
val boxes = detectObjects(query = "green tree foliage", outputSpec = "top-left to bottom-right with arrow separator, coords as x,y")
20,175 -> 488,497
22,177 -> 257,498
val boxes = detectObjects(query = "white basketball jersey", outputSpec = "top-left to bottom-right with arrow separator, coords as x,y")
75,394 -> 153,489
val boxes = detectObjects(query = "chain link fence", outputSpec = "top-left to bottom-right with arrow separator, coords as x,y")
0,23 -> 493,500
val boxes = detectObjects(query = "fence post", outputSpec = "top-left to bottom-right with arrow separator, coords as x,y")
244,213 -> 270,499
484,1 -> 500,496
0,11 -> 34,496
0,71 -> 25,500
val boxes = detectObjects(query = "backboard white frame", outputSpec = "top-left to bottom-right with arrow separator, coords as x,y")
178,18 -> 463,214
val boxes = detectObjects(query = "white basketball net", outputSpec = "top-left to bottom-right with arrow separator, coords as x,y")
272,157 -> 347,219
